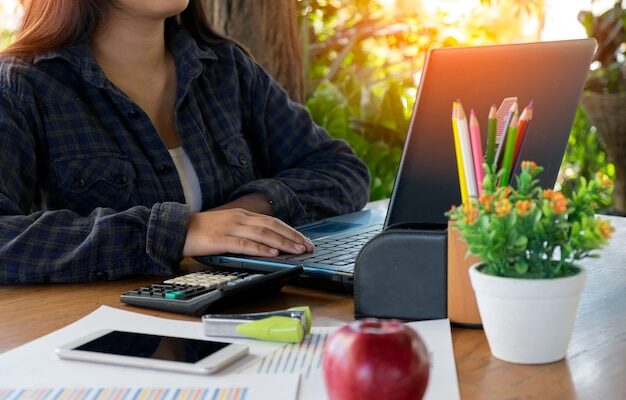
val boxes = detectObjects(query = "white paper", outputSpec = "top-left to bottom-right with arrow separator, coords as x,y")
240,319 -> 460,400
407,319 -> 461,400
239,327 -> 329,400
0,306 -> 298,400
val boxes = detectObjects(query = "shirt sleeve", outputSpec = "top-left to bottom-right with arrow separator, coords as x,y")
0,90 -> 188,284
229,52 -> 371,226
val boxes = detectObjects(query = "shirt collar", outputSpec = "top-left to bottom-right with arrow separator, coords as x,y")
167,21 -> 218,64
33,40 -> 107,88
32,22 -> 218,90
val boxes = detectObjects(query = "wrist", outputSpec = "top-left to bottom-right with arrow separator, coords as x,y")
214,192 -> 273,215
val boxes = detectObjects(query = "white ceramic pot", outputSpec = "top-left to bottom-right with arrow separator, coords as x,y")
469,264 -> 587,364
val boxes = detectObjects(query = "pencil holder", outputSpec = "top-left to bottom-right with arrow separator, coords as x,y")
447,223 -> 482,327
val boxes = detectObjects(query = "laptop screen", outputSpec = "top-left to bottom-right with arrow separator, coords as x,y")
385,39 -> 596,227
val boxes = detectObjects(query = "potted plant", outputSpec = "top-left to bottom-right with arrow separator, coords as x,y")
447,162 -> 614,364
578,1 -> 626,212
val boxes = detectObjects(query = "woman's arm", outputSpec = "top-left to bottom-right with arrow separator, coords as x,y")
0,88 -> 312,284
229,50 -> 371,226
0,89 -> 189,284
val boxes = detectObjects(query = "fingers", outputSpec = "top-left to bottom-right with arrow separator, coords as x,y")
243,213 -> 315,252
220,208 -> 313,253
231,224 -> 308,255
183,208 -> 316,258
221,236 -> 280,257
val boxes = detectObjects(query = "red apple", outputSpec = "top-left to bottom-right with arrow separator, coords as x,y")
323,319 -> 430,400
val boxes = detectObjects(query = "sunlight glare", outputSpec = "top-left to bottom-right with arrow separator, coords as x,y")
0,0 -> 22,31
377,0 -> 396,10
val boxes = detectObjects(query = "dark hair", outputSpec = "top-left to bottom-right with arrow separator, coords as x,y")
2,0 -> 228,58
177,0 -> 229,45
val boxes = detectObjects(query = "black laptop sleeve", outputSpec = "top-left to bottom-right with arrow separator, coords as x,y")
354,224 -> 447,321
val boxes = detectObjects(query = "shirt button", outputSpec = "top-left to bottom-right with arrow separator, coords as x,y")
128,109 -> 140,119
159,164 -> 172,175
75,178 -> 86,189
114,174 -> 128,184
238,154 -> 248,166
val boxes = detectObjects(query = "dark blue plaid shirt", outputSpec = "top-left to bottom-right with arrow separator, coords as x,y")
0,25 -> 370,284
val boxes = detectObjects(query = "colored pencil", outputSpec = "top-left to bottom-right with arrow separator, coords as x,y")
456,102 -> 478,198
500,112 -> 519,186
451,102 -> 469,204
469,109 -> 484,195
512,100 -> 534,169
496,97 -> 518,146
494,102 -> 518,170
485,105 -> 497,168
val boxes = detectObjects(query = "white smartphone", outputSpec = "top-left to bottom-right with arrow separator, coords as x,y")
55,329 -> 248,375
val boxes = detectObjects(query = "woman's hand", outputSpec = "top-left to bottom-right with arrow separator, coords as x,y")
182,208 -> 315,258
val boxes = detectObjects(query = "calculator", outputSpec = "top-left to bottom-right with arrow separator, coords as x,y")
120,266 -> 302,316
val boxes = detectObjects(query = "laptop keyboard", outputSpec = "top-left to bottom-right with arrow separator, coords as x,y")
276,224 -> 384,271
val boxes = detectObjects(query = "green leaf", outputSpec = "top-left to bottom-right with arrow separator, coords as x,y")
515,261 -> 529,275
514,235 -> 528,251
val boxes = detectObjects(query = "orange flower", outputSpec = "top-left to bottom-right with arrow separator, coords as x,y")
462,203 -> 478,225
596,172 -> 612,188
598,220 -> 614,240
499,187 -> 512,199
479,193 -> 493,211
515,200 -> 533,216
543,189 -> 556,200
521,161 -> 538,172
495,198 -> 512,216
550,192 -> 568,214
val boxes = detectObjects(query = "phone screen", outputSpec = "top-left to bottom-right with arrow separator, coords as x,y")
73,331 -> 230,364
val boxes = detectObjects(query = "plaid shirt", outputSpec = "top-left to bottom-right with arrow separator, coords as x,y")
0,25 -> 370,284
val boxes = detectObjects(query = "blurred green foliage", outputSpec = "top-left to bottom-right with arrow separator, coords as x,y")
0,0 -> 19,51
560,106 -> 613,199
578,1 -> 626,93
298,0 -> 429,200
297,0 -> 543,200
306,80 -> 405,199
0,29 -> 14,50
299,0 -> 612,202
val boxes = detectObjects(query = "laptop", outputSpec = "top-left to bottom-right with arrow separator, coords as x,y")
203,38 -> 596,291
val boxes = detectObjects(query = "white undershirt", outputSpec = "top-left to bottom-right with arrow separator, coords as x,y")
168,146 -> 202,213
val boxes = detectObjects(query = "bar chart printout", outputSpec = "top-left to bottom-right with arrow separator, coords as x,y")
0,387 -> 249,400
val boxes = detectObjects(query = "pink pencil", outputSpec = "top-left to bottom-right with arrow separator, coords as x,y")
469,109 -> 484,195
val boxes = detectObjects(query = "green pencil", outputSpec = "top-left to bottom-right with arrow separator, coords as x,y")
485,105 -> 497,168
500,112 -> 519,186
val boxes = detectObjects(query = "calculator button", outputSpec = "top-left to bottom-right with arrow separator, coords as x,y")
120,267 -> 302,315
165,291 -> 185,299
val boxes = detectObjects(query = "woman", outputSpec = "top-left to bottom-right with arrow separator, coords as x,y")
0,0 -> 370,284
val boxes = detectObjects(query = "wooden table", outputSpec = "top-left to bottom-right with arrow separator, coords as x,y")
1,216 -> 625,399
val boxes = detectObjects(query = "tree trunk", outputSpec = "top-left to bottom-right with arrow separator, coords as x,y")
203,0 -> 305,104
